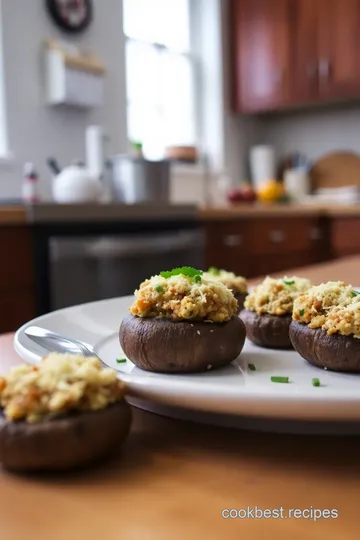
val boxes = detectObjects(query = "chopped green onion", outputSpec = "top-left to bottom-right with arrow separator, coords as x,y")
208,266 -> 220,276
248,363 -> 256,371
194,274 -> 202,283
283,280 -> 295,286
270,376 -> 289,383
312,378 -> 321,387
299,309 -> 305,316
155,285 -> 164,293
116,358 -> 127,364
352,290 -> 360,297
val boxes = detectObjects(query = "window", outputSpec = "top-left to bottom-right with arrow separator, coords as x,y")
123,0 -> 196,159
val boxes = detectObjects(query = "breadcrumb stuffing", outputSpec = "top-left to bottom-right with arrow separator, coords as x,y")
203,270 -> 248,294
244,276 -> 311,316
293,281 -> 360,338
130,273 -> 238,323
0,354 -> 125,423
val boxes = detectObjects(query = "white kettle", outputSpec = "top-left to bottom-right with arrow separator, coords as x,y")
52,161 -> 102,203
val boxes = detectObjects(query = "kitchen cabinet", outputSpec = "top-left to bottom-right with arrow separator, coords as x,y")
330,217 -> 360,258
230,0 -> 292,112
292,0 -> 319,104
204,221 -> 250,277
317,0 -> 360,100
231,0 -> 360,113
204,216 -> 330,278
0,227 -> 36,333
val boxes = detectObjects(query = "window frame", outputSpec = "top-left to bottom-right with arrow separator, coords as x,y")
123,0 -> 200,152
0,0 -> 9,160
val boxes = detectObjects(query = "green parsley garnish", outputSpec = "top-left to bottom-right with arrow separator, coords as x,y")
352,290 -> 360,297
271,376 -> 289,383
160,266 -> 203,280
299,309 -> 305,316
155,285 -> 164,293
312,378 -> 321,387
208,266 -> 220,276
283,280 -> 295,286
248,363 -> 256,371
116,358 -> 127,364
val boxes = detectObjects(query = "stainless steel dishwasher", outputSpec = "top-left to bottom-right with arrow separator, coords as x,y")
49,229 -> 205,310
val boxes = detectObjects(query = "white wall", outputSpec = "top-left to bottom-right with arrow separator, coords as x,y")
0,0 -> 127,199
257,106 -> 360,162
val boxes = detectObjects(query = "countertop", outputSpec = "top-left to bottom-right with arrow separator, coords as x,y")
3,202 -> 360,226
199,203 -> 360,219
1,256 -> 360,539
0,205 -> 27,225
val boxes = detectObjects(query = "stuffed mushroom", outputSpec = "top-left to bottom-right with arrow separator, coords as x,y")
240,276 -> 311,349
203,267 -> 248,313
290,281 -> 360,372
120,267 -> 246,373
0,354 -> 132,472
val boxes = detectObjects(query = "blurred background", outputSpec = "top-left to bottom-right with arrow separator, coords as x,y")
1,0 -> 360,331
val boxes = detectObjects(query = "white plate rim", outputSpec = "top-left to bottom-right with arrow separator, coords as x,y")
13,295 -> 360,424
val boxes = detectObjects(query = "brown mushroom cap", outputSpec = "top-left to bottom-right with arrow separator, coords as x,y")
234,292 -> 247,314
119,315 -> 246,373
240,309 -> 293,349
290,321 -> 360,372
0,400 -> 132,473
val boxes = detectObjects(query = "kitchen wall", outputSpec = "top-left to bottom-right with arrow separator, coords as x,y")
257,105 -> 360,163
0,0 -> 127,199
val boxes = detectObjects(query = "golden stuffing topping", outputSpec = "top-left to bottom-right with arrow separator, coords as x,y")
0,354 -> 125,423
203,268 -> 248,294
244,276 -> 311,316
293,281 -> 360,338
130,273 -> 238,323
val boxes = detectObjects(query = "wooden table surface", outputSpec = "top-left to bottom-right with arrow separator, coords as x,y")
2,257 -> 360,540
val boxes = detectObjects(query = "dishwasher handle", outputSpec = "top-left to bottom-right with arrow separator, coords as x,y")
85,230 -> 205,258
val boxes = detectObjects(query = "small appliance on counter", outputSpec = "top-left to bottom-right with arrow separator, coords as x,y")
111,155 -> 170,203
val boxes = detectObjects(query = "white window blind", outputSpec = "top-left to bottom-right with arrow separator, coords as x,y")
123,0 -> 196,159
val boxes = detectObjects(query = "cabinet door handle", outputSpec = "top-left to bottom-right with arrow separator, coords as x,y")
269,230 -> 286,243
223,234 -> 242,247
319,58 -> 330,81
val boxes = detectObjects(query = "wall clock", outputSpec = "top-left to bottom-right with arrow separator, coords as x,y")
46,0 -> 93,33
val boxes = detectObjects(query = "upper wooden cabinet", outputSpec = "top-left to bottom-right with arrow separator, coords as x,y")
317,0 -> 360,100
231,0 -> 360,113
292,0 -> 319,104
231,0 -> 292,112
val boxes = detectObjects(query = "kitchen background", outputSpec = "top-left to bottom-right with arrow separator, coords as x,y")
2,0 -> 360,200
1,0 -> 360,332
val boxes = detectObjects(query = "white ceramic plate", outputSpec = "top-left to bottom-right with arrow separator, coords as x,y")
13,296 -> 360,434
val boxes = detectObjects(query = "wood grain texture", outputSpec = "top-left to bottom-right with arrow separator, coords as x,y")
318,0 -> 360,99
0,226 -> 36,333
0,206 -> 26,225
292,0 -> 320,104
2,257 -> 360,539
231,0 -> 292,112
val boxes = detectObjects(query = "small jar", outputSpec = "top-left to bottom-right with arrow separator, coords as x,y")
22,162 -> 39,203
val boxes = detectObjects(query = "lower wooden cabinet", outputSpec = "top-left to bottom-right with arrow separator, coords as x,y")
204,216 -> 331,278
0,226 -> 36,333
331,218 -> 360,258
